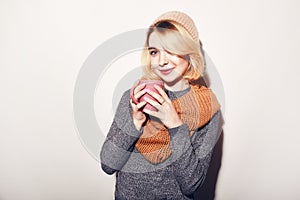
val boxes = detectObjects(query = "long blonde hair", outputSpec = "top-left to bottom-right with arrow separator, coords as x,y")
141,20 -> 205,81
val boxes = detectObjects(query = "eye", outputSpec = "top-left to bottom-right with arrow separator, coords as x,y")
149,50 -> 158,56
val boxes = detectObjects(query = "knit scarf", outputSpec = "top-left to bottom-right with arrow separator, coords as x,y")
135,84 -> 220,164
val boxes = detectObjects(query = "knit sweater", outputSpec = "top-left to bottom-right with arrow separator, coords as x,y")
100,86 -> 223,200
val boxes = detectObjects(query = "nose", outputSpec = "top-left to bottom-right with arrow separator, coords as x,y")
159,51 -> 169,67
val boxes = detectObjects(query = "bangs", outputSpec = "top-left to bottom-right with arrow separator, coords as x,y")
150,28 -> 199,58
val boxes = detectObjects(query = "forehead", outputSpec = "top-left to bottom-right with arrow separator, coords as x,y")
148,32 -> 163,49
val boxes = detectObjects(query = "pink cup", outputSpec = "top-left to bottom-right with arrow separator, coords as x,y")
130,79 -> 164,112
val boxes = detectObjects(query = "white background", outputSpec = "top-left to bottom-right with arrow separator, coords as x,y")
1,0 -> 300,199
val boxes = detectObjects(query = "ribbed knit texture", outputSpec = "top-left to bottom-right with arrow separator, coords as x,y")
135,84 -> 220,164
152,11 -> 199,43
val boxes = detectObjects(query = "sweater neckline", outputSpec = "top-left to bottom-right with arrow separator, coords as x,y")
165,86 -> 191,101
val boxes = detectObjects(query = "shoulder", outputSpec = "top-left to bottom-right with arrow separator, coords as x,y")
114,89 -> 132,113
191,84 -> 214,96
119,89 -> 131,102
190,84 -> 217,103
115,88 -> 131,105
192,84 -> 221,111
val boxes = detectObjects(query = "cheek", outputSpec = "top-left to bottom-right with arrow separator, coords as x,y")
174,60 -> 189,75
149,56 -> 155,64
175,58 -> 189,69
149,57 -> 159,67
182,60 -> 189,67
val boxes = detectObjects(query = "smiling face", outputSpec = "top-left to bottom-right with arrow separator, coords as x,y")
148,31 -> 190,86
141,21 -> 204,90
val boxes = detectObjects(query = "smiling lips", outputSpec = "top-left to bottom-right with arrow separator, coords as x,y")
159,68 -> 174,75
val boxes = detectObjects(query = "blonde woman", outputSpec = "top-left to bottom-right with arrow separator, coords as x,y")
100,11 -> 223,199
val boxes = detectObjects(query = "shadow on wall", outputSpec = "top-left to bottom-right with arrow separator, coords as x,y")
192,71 -> 224,200
193,129 -> 224,200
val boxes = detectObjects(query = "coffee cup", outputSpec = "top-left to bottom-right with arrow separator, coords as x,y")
130,79 -> 164,112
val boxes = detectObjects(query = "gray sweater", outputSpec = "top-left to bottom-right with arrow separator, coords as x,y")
100,87 -> 223,200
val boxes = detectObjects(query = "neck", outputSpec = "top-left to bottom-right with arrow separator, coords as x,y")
164,78 -> 190,91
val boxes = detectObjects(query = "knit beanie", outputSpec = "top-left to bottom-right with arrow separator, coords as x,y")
151,11 -> 199,43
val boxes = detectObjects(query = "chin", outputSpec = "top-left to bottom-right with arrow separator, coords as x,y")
160,75 -> 183,86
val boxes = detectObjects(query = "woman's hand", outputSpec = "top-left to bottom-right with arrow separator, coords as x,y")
143,85 -> 183,129
130,81 -> 147,131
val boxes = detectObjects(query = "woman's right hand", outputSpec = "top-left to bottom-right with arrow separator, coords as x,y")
130,81 -> 147,131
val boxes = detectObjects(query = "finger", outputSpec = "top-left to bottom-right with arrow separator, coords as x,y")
134,82 -> 146,94
130,99 -> 138,111
143,108 -> 159,118
154,84 -> 170,102
130,98 -> 147,111
133,83 -> 146,100
144,96 -> 162,110
145,89 -> 165,104
130,80 -> 140,103
130,99 -> 134,105
136,101 -> 147,110
135,88 -> 147,100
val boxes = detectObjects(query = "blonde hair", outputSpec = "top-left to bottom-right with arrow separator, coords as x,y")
141,20 -> 205,81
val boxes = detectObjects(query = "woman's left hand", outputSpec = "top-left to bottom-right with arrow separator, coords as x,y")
143,85 -> 183,129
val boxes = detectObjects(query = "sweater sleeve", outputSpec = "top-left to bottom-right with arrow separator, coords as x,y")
100,90 -> 142,175
169,110 -> 223,196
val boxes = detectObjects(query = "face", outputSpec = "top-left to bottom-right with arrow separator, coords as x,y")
148,31 -> 189,85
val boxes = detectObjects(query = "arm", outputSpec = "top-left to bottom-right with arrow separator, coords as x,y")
169,111 -> 223,195
100,90 -> 142,175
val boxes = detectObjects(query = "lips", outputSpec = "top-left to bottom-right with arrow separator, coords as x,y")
159,68 -> 174,75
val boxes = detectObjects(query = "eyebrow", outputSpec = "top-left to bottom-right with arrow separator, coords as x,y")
148,47 -> 157,50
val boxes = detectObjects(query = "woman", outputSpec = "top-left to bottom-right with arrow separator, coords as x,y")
100,11 -> 223,199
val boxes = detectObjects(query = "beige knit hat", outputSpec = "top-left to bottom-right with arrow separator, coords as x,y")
151,11 -> 199,43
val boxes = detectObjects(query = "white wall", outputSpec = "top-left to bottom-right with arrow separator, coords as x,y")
1,0 -> 300,199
